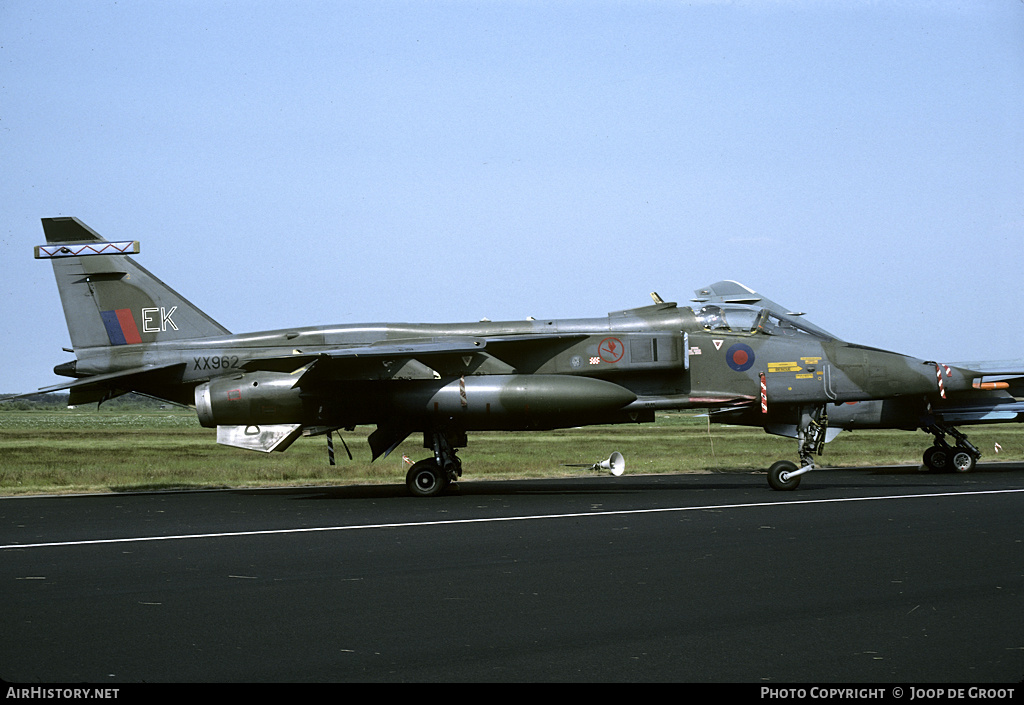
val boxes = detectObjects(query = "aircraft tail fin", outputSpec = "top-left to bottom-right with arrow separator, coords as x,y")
38,217 -> 230,351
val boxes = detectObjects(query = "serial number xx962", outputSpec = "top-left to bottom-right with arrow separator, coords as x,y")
193,356 -> 241,371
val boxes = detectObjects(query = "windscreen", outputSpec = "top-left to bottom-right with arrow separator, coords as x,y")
693,304 -> 827,339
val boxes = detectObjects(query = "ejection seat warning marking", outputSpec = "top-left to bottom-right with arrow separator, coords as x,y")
599,337 -> 625,363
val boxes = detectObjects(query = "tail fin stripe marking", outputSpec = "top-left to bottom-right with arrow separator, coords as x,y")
115,308 -> 143,344
100,310 -> 126,345
100,309 -> 142,345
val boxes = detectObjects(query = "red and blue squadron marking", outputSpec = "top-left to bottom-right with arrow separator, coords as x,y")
100,309 -> 142,345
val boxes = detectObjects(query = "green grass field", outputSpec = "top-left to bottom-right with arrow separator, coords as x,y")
1,409 -> 1023,495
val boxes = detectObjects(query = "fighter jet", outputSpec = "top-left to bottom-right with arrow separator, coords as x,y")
696,281 -> 1024,477
13,217 -> 1019,495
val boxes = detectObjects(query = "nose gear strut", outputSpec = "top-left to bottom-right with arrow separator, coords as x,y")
768,405 -> 829,491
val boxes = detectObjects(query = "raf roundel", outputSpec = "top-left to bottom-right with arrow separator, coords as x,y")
726,343 -> 755,372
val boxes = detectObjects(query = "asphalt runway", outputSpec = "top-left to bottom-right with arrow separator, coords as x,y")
2,464 -> 1023,683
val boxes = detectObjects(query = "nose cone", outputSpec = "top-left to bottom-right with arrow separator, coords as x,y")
847,348 -> 942,399
830,346 -> 939,401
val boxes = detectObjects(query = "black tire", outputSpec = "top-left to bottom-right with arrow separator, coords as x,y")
923,446 -> 948,473
406,460 -> 448,497
950,449 -> 976,473
768,460 -> 801,491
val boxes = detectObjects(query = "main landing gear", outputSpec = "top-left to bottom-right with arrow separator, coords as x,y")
921,423 -> 980,473
405,430 -> 465,498
767,405 -> 829,491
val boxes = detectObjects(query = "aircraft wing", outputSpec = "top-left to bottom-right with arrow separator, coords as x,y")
943,360 -> 1024,398
949,360 -> 1024,376
3,335 -> 591,404
932,397 -> 1024,424
242,333 -> 588,380
242,336 -> 486,369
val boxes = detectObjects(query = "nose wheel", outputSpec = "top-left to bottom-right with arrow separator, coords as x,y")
768,460 -> 801,491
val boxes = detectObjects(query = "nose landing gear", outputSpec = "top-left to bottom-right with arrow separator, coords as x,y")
767,405 -> 829,491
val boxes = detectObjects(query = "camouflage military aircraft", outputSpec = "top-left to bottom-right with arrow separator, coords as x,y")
12,217 -> 1022,495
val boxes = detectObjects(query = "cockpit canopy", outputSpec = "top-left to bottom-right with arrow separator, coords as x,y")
692,304 -> 830,340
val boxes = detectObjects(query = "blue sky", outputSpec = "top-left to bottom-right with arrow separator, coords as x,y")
1,0 -> 1022,392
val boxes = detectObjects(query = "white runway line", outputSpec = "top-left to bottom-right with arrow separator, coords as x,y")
2,488 -> 1023,550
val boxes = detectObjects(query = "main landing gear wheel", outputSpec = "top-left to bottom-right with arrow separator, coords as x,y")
950,449 -> 977,473
406,460 -> 449,498
768,460 -> 801,491
922,446 -> 949,473
922,423 -> 979,474
923,445 -> 977,473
